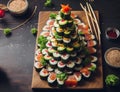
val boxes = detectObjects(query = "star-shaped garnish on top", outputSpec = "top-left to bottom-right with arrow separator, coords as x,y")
61,4 -> 72,13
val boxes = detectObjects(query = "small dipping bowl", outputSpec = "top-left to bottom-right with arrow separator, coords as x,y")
105,27 -> 120,40
7,0 -> 28,15
104,47 -> 120,68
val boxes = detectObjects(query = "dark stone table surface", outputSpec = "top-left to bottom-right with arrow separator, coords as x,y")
0,0 -> 120,92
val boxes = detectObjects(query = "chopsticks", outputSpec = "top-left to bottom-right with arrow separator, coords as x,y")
80,3 -> 101,45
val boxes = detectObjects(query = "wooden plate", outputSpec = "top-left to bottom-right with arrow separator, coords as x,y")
31,11 -> 103,89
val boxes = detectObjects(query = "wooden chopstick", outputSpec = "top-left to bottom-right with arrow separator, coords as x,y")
86,3 -> 98,41
80,3 -> 93,33
88,3 -> 101,45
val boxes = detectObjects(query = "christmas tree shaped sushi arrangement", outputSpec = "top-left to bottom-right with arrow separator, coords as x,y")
34,4 -> 98,87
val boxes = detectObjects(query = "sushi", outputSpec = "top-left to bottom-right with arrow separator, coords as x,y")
44,55 -> 52,62
47,72 -> 57,86
74,72 -> 82,82
53,51 -> 61,60
73,41 -> 81,50
46,41 -> 52,48
57,45 -> 66,54
49,59 -> 57,68
51,41 -> 58,50
70,52 -> 77,60
80,67 -> 91,79
42,48 -> 48,55
64,30 -> 71,37
74,18 -> 81,25
75,57 -> 82,66
87,40 -> 97,47
87,47 -> 97,54
90,55 -> 98,63
66,61 -> 75,71
66,46 -> 74,53
57,61 -> 66,71
84,34 -> 95,41
48,47 -> 56,56
63,37 -> 71,44
39,68 -> 49,80
34,61 -> 43,72
46,19 -> 55,26
61,53 -> 70,63
56,27 -> 63,36
59,20 -> 67,28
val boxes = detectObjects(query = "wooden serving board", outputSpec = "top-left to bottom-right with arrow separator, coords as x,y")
31,11 -> 103,89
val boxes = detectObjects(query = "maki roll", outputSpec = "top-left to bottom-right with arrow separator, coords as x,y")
39,68 -> 49,80
59,20 -> 67,28
60,10 -> 71,20
42,48 -> 48,55
46,41 -> 52,48
57,61 -> 66,71
67,20 -> 73,27
87,63 -> 97,72
66,61 -> 75,71
63,37 -> 71,45
56,15 -> 62,23
64,30 -> 71,37
61,53 -> 70,63
51,41 -> 58,50
34,61 -> 43,72
46,19 -> 55,26
87,40 -> 97,47
35,53 -> 43,62
66,46 -> 74,53
74,72 -> 82,82
87,47 -> 97,54
90,56 -> 98,63
49,59 -> 57,68
75,57 -> 82,66
74,18 -> 81,25
84,34 -> 95,41
46,65 -> 54,72
54,21 -> 59,28
56,27 -> 63,36
53,52 -> 61,60
70,52 -> 77,60
71,33 -> 78,41
55,68 -> 62,74
35,49 -> 41,55
47,72 -> 57,86
57,45 -> 66,54
44,55 -> 52,62
80,68 -> 91,79
73,41 -> 81,50
48,47 -> 56,56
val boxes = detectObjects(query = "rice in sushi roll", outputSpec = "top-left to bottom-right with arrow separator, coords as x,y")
34,61 -> 43,72
66,61 -> 75,71
61,53 -> 70,63
56,27 -> 63,36
49,59 -> 58,68
48,47 -> 56,56
57,61 -> 66,71
39,68 -> 49,80
74,72 -> 82,82
53,52 -> 61,60
47,72 -> 57,86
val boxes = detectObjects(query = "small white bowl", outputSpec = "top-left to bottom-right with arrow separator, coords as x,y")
104,47 -> 120,68
7,0 -> 28,15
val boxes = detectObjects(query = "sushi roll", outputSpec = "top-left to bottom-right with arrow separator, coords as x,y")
51,27 -> 56,36
80,68 -> 91,79
42,25 -> 52,31
67,20 -> 73,27
54,68 -> 62,74
65,75 -> 78,87
46,65 -> 54,72
70,52 -> 77,60
53,52 -> 61,60
87,40 -> 97,47
57,78 -> 65,87
63,37 -> 71,44
87,63 -> 97,72
48,47 -> 56,56
87,47 -> 97,54
59,20 -> 67,28
74,72 -> 82,82
42,48 -> 48,55
66,61 -> 75,71
39,68 -> 49,80
57,61 -> 66,71
56,27 -> 63,36
90,56 -> 98,63
57,45 -> 66,54
34,61 -> 43,72
75,57 -> 82,66
49,59 -> 57,68
73,41 -> 81,50
46,19 -> 55,26
35,49 -> 41,55
35,53 -> 43,62
64,30 -> 71,37
51,41 -> 58,50
54,21 -> 59,28
56,15 -> 62,23
61,53 -> 70,63
71,33 -> 78,41
44,55 -> 52,62
66,46 -> 74,53
74,18 -> 81,25
46,41 -> 52,48
74,66 -> 83,71
47,72 -> 57,86
84,34 -> 95,41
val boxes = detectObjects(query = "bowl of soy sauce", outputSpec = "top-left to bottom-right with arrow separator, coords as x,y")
105,27 -> 120,40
